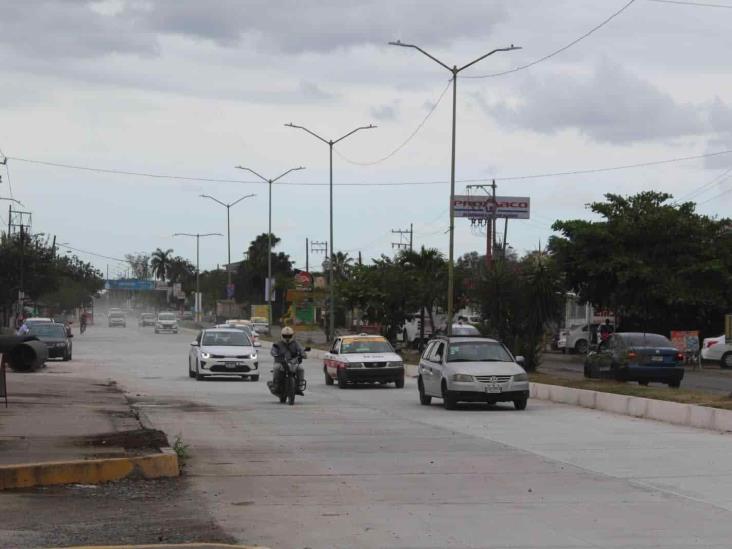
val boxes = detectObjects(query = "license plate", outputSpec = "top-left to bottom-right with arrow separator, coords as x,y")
225,363 -> 239,369
651,356 -> 664,362
485,384 -> 502,393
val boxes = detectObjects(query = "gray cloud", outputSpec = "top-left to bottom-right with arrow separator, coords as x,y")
370,103 -> 398,121
486,59 -> 708,145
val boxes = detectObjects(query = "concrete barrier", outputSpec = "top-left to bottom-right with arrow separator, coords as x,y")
530,382 -> 732,433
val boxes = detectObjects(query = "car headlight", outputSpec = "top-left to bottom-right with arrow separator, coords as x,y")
513,373 -> 528,382
201,352 -> 211,359
388,361 -> 404,368
55,342 -> 66,348
452,373 -> 474,382
250,354 -> 257,359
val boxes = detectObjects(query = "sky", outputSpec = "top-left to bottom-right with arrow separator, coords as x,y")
1,0 -> 732,277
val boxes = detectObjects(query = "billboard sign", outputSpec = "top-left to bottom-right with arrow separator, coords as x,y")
294,270 -> 313,291
453,195 -> 530,219
105,279 -> 156,291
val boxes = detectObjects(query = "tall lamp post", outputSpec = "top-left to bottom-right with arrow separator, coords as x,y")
235,165 -> 305,330
285,122 -> 376,341
200,194 -> 256,287
173,232 -> 222,322
389,40 -> 520,335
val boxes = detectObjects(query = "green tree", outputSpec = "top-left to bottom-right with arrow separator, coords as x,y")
549,191 -> 732,336
150,248 -> 173,281
125,252 -> 151,279
402,247 -> 447,342
167,256 -> 196,291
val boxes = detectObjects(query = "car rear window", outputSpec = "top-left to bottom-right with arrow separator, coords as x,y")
30,324 -> 67,337
622,333 -> 673,347
341,339 -> 393,354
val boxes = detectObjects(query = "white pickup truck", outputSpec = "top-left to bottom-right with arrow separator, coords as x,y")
701,335 -> 732,369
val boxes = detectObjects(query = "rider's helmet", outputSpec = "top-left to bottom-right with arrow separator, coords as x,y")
281,326 -> 294,342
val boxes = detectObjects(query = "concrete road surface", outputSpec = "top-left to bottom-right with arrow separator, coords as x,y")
28,324 -> 732,548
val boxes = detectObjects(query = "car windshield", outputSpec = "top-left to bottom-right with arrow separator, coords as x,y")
30,324 -> 67,338
622,333 -> 673,347
158,313 -> 176,321
447,341 -> 513,362
110,313 -> 124,318
202,331 -> 251,347
341,339 -> 393,353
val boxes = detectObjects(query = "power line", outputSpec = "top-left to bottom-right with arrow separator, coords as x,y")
335,79 -> 452,166
465,0 -> 637,79
648,0 -> 732,7
673,167 -> 732,204
57,243 -> 127,263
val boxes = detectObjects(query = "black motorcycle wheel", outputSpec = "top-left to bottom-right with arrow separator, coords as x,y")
278,382 -> 287,403
286,376 -> 296,405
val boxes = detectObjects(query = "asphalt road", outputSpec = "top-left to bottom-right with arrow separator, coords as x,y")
36,323 -> 732,548
540,352 -> 732,395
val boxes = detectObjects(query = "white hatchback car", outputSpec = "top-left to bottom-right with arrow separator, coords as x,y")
189,328 -> 259,381
418,336 -> 529,410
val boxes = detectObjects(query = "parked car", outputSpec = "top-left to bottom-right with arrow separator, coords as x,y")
217,323 -> 261,347
700,335 -> 732,368
28,322 -> 73,361
108,311 -> 126,328
584,332 -> 685,387
417,335 -> 529,410
558,323 -> 614,354
323,334 -> 405,388
251,316 -> 270,335
180,310 -> 194,321
189,328 -> 259,381
139,313 -> 156,327
155,312 -> 178,334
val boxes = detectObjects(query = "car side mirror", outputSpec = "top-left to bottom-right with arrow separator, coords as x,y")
190,341 -> 199,346
304,347 -> 312,352
515,355 -> 525,366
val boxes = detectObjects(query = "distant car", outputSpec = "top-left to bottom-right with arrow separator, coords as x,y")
29,322 -> 73,361
251,316 -> 270,335
139,313 -> 156,327
24,317 -> 53,329
584,332 -> 685,387
155,312 -> 178,334
217,323 -> 261,347
324,334 -> 405,388
700,335 -> 732,369
418,335 -> 529,410
180,311 -> 194,321
108,311 -> 126,328
449,323 -> 481,336
189,328 -> 259,381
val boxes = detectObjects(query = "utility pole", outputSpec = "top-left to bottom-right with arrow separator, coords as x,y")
390,40 -> 519,336
286,122 -> 376,342
306,238 -> 309,273
391,225 -> 413,251
200,193 -> 256,287
173,232 -> 223,323
466,180 -> 498,265
235,165 -> 305,330
491,180 -> 497,260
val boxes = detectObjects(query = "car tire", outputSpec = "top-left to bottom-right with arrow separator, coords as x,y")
337,369 -> 349,389
324,368 -> 334,385
418,377 -> 431,405
721,353 -> 732,370
441,381 -> 457,410
251,375 -> 259,382
575,339 -> 588,354
188,359 -> 195,378
514,397 -> 528,410
395,375 -> 405,389
195,362 -> 204,381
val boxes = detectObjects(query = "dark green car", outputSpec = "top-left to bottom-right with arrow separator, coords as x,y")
28,322 -> 73,361
584,332 -> 684,388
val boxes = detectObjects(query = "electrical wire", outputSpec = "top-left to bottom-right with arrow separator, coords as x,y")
673,167 -> 732,204
697,185 -> 732,205
335,79 -> 452,166
465,0 -> 637,79
0,147 -> 12,198
57,243 -> 127,263
648,0 -> 732,7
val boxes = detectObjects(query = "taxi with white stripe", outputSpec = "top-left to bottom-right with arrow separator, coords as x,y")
324,334 -> 405,388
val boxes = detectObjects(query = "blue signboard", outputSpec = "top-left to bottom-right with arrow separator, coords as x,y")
105,279 -> 156,291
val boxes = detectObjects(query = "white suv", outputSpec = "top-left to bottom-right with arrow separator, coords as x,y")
418,336 -> 529,410
155,312 -> 178,334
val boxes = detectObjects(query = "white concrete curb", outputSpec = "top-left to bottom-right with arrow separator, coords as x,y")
531,382 -> 732,433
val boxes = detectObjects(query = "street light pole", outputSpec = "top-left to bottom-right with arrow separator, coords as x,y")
389,40 -> 520,336
235,165 -> 305,330
173,232 -> 222,323
200,194 -> 256,288
285,122 -> 376,342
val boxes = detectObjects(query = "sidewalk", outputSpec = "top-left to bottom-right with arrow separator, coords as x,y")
0,364 -> 177,489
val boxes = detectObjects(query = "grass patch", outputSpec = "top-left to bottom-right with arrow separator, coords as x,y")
530,371 -> 732,410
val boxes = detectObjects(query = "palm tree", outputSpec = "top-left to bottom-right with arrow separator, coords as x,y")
150,248 -> 173,281
402,247 -> 447,343
330,251 -> 354,282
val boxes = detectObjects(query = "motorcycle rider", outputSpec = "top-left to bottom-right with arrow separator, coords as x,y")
271,326 -> 306,395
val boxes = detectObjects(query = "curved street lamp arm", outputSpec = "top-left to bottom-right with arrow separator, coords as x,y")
230,193 -> 256,207
200,232 -> 223,238
235,166 -> 268,183
388,40 -> 451,71
458,45 -> 522,72
285,123 -> 330,145
200,194 -> 228,208
173,233 -> 197,238
333,125 -> 377,145
271,166 -> 306,183
0,197 -> 23,206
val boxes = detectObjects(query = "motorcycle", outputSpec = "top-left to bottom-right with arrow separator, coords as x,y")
267,346 -> 310,405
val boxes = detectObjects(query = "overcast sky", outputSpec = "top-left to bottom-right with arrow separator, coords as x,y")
1,0 -> 731,277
